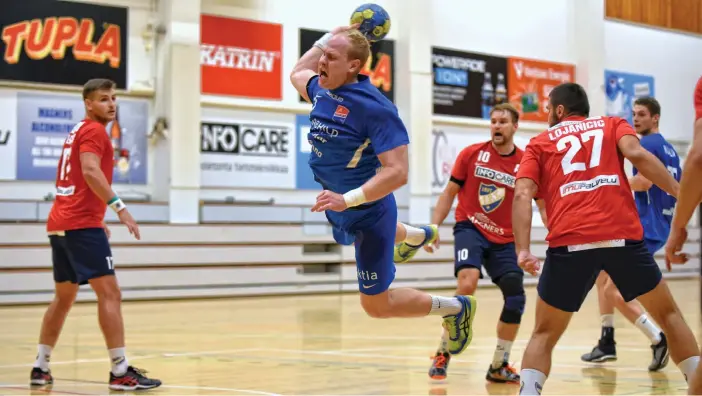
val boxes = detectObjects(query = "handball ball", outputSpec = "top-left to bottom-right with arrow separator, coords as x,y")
350,3 -> 391,42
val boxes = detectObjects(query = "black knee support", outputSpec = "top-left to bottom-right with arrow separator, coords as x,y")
497,272 -> 526,324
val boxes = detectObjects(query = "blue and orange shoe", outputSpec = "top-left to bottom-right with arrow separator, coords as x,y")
442,295 -> 477,355
394,224 -> 438,263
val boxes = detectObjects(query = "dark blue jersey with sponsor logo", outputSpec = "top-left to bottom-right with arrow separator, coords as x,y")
632,133 -> 681,245
305,74 -> 409,196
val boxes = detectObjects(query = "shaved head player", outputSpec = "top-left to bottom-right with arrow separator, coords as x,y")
290,25 -> 476,356
30,79 -> 161,391
666,75 -> 702,394
512,82 -> 700,395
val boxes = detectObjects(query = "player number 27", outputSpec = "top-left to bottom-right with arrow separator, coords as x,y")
557,129 -> 603,175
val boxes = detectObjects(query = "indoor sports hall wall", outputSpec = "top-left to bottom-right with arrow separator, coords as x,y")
0,0 -> 700,304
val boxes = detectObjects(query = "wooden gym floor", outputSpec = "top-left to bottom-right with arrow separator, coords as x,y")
0,278 -> 700,395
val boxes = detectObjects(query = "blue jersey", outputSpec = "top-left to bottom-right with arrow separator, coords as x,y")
305,74 -> 409,196
632,133 -> 681,244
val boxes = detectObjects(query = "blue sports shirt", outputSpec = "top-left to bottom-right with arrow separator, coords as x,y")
305,74 -> 409,197
632,133 -> 681,244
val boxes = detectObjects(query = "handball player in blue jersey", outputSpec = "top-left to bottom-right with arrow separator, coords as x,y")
581,97 -> 679,371
289,24 -> 476,355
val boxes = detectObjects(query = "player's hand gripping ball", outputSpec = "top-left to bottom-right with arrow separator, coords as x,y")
350,3 -> 391,42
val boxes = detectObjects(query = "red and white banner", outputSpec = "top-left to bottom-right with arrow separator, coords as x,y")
200,14 -> 283,100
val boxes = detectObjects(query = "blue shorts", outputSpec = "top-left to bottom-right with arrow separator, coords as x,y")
644,238 -> 665,256
538,239 -> 662,312
326,195 -> 397,295
49,228 -> 114,285
453,221 -> 521,282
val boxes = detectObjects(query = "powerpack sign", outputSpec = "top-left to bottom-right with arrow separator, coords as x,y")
432,47 -> 508,119
298,28 -> 395,103
0,0 -> 128,88
200,120 -> 296,188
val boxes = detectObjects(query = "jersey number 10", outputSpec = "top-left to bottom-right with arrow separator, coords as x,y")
557,129 -> 603,175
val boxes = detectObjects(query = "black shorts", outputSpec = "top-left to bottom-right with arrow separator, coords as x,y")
538,239 -> 662,312
49,228 -> 114,285
453,221 -> 522,282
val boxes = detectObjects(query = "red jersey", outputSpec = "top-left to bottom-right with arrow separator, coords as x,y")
516,115 -> 642,248
451,141 -> 523,244
47,119 -> 114,232
695,76 -> 702,121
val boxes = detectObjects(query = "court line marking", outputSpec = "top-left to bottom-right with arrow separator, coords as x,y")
0,383 -> 280,396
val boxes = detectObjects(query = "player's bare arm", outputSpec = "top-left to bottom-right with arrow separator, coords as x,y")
666,117 -> 702,266
628,174 -> 653,191
290,24 -> 359,102
80,152 -> 141,240
513,178 -> 540,275
423,181 -> 460,252
617,135 -> 679,198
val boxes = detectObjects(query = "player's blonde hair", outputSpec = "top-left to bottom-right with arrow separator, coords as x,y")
344,29 -> 371,72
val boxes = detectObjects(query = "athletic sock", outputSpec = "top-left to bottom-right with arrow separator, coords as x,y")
601,314 -> 615,328
437,327 -> 449,353
401,223 -> 427,246
108,347 -> 129,376
492,339 -> 513,369
634,314 -> 662,345
429,295 -> 462,317
678,355 -> 700,383
34,344 -> 52,371
519,368 -> 547,395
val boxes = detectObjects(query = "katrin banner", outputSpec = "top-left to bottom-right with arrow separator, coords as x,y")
200,14 -> 283,100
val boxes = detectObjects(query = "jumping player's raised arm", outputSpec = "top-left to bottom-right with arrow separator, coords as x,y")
616,120 -> 679,198
290,24 -> 358,103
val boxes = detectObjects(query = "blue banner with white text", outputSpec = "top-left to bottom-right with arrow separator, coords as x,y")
16,92 -> 148,184
604,70 -> 655,126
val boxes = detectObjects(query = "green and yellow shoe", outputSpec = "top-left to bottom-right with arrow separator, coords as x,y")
442,295 -> 477,355
394,224 -> 438,263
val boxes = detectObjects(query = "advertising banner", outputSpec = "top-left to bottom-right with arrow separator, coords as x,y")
432,47 -> 508,119
16,92 -> 148,184
295,114 -> 321,190
605,70 -> 655,126
431,126 -> 532,194
0,0 -> 128,88
201,14 -> 283,100
507,57 -> 575,122
298,28 -> 395,103
0,90 -> 18,180
200,119 -> 296,188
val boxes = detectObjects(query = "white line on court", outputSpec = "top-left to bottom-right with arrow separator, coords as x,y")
0,383 -> 281,396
